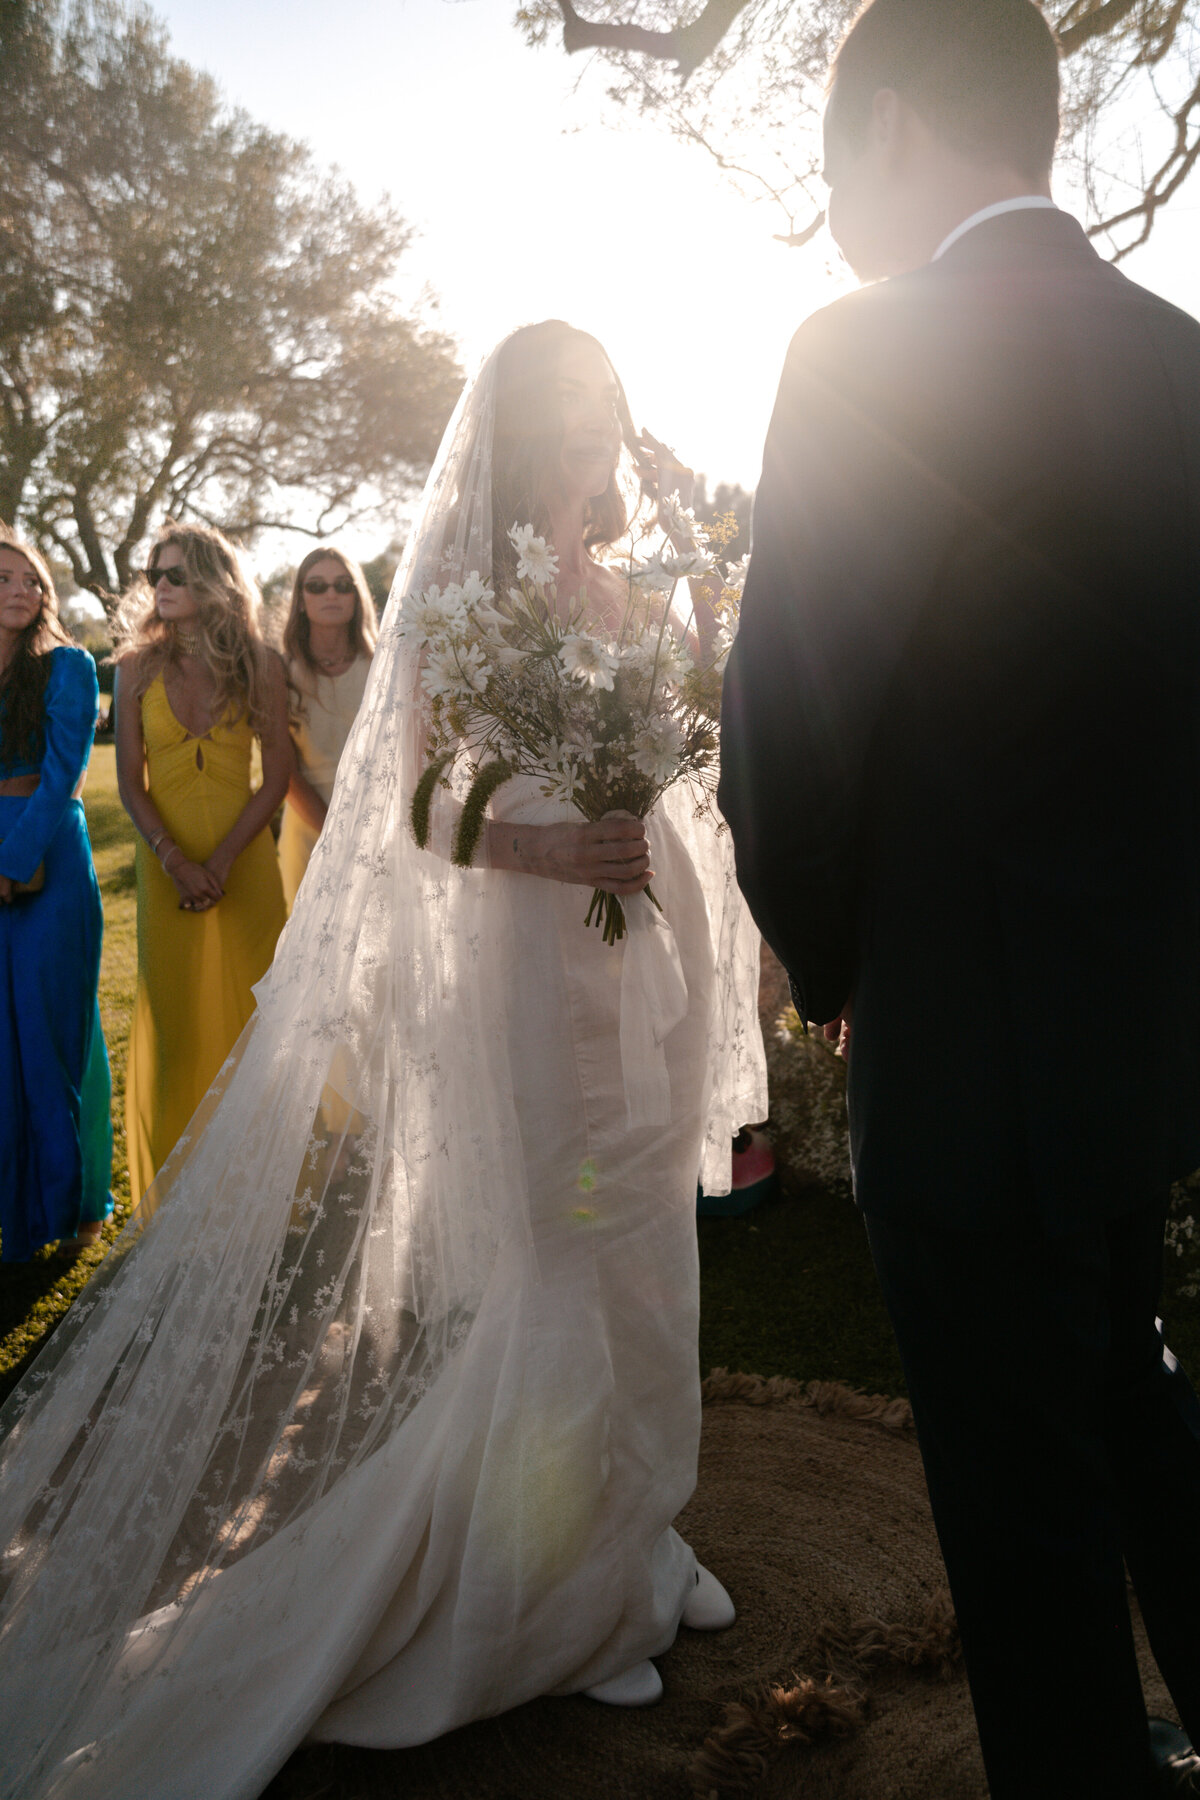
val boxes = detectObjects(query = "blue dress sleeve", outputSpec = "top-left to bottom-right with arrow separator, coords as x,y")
0,647 -> 99,883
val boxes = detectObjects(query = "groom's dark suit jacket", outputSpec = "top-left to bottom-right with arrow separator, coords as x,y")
720,206 -> 1200,1233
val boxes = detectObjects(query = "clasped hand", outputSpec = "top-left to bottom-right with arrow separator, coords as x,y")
169,852 -> 228,912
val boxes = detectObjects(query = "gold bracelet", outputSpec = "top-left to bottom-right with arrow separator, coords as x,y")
160,844 -> 185,875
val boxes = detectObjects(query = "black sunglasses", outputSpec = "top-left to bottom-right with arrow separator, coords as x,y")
144,565 -> 188,588
303,576 -> 357,596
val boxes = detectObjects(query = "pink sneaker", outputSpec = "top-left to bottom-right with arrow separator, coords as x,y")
697,1127 -> 776,1217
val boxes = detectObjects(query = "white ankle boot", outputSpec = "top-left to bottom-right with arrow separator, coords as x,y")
681,1564 -> 736,1630
582,1659 -> 664,1706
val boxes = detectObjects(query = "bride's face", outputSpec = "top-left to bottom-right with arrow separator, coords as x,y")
552,341 -> 623,505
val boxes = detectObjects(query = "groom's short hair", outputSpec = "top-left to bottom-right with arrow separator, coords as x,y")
829,0 -> 1061,182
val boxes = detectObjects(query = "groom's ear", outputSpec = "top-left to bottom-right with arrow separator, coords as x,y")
823,84 -> 913,186
867,88 -> 908,165
870,88 -> 948,184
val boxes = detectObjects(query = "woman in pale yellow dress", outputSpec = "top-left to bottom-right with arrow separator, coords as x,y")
114,523 -> 291,1203
277,547 -> 377,911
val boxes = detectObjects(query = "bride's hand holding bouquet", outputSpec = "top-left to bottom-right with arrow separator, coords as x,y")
401,502 -> 746,942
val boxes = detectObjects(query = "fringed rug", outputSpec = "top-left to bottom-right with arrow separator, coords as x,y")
264,1374 -> 1175,1800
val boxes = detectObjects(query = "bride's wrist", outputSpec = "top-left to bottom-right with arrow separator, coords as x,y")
485,819 -> 526,874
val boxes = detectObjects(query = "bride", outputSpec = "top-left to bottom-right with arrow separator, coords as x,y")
0,320 -> 765,1799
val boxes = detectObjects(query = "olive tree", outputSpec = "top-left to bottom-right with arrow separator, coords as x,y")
0,0 -> 461,606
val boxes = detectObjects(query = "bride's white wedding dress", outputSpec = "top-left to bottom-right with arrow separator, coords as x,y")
0,343 -> 765,1799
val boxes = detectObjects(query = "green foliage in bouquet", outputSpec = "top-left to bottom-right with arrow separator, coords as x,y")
451,759 -> 515,868
409,748 -> 458,852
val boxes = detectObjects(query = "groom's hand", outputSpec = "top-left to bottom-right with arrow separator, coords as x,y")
822,1000 -> 853,1061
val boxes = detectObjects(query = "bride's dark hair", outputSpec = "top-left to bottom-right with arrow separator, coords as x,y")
489,320 -> 644,593
0,525 -> 71,768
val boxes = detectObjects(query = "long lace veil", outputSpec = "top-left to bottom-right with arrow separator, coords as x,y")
0,335 -> 765,1800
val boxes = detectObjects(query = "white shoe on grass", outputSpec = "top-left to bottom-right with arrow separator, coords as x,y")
681,1564 -> 736,1631
582,1660 -> 664,1706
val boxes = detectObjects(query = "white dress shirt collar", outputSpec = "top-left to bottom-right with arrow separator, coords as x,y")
932,195 -> 1058,263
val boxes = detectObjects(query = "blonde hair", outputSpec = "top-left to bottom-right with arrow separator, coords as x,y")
281,546 -> 377,714
112,521 -> 278,738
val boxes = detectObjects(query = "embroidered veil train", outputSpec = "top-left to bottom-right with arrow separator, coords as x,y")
0,330 -> 766,1800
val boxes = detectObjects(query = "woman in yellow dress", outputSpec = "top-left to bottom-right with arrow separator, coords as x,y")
277,547 -> 377,911
114,522 -> 290,1203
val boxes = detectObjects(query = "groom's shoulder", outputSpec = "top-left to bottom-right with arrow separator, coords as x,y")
785,283 -> 899,366
1100,261 -> 1200,343
779,274 -> 945,403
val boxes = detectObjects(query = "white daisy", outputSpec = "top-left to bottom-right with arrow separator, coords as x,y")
619,637 -> 658,678
710,626 -> 735,675
659,490 -> 703,549
420,644 -> 467,702
630,557 -> 674,594
509,523 -> 559,586
420,641 -> 489,702
632,717 -> 685,785
559,633 -> 619,691
722,554 -> 750,596
656,634 -> 694,687
661,546 -> 716,581
565,727 -> 601,765
458,571 -> 494,611
401,582 -> 469,645
456,642 -> 491,694
546,760 -> 582,803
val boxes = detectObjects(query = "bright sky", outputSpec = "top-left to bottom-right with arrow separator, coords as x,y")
152,0 -> 1198,560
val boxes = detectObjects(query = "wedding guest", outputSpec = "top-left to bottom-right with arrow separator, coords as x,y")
113,522 -> 290,1205
721,1 -> 1200,1793
278,547 -> 377,911
0,527 -> 112,1261
0,324 -> 766,1796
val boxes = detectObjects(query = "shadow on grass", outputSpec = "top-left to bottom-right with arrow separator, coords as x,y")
0,1237 -> 110,1401
86,804 -> 135,856
102,856 -> 137,895
698,1177 -> 907,1396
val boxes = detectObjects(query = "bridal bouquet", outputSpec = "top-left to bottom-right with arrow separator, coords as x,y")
400,501 -> 746,942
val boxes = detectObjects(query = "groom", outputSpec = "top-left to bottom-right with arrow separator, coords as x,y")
719,0 -> 1200,1793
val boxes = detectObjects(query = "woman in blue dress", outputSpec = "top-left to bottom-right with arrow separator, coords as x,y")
0,526 -> 112,1260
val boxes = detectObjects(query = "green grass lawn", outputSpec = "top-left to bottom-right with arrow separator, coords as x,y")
2,747 -> 1196,1406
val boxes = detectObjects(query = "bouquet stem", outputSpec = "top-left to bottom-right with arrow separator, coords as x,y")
584,884 -> 662,945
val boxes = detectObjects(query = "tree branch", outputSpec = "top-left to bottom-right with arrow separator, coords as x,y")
70,489 -> 114,597
773,209 -> 826,249
112,412 -> 199,584
556,0 -> 752,76
1056,0 -> 1142,58
1085,70 -> 1200,259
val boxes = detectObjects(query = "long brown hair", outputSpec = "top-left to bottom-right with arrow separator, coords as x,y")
489,321 -> 646,596
0,526 -> 72,768
111,521 -> 277,737
282,546 -> 377,711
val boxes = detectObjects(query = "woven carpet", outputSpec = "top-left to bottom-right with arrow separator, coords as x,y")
264,1373 -> 1176,1800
